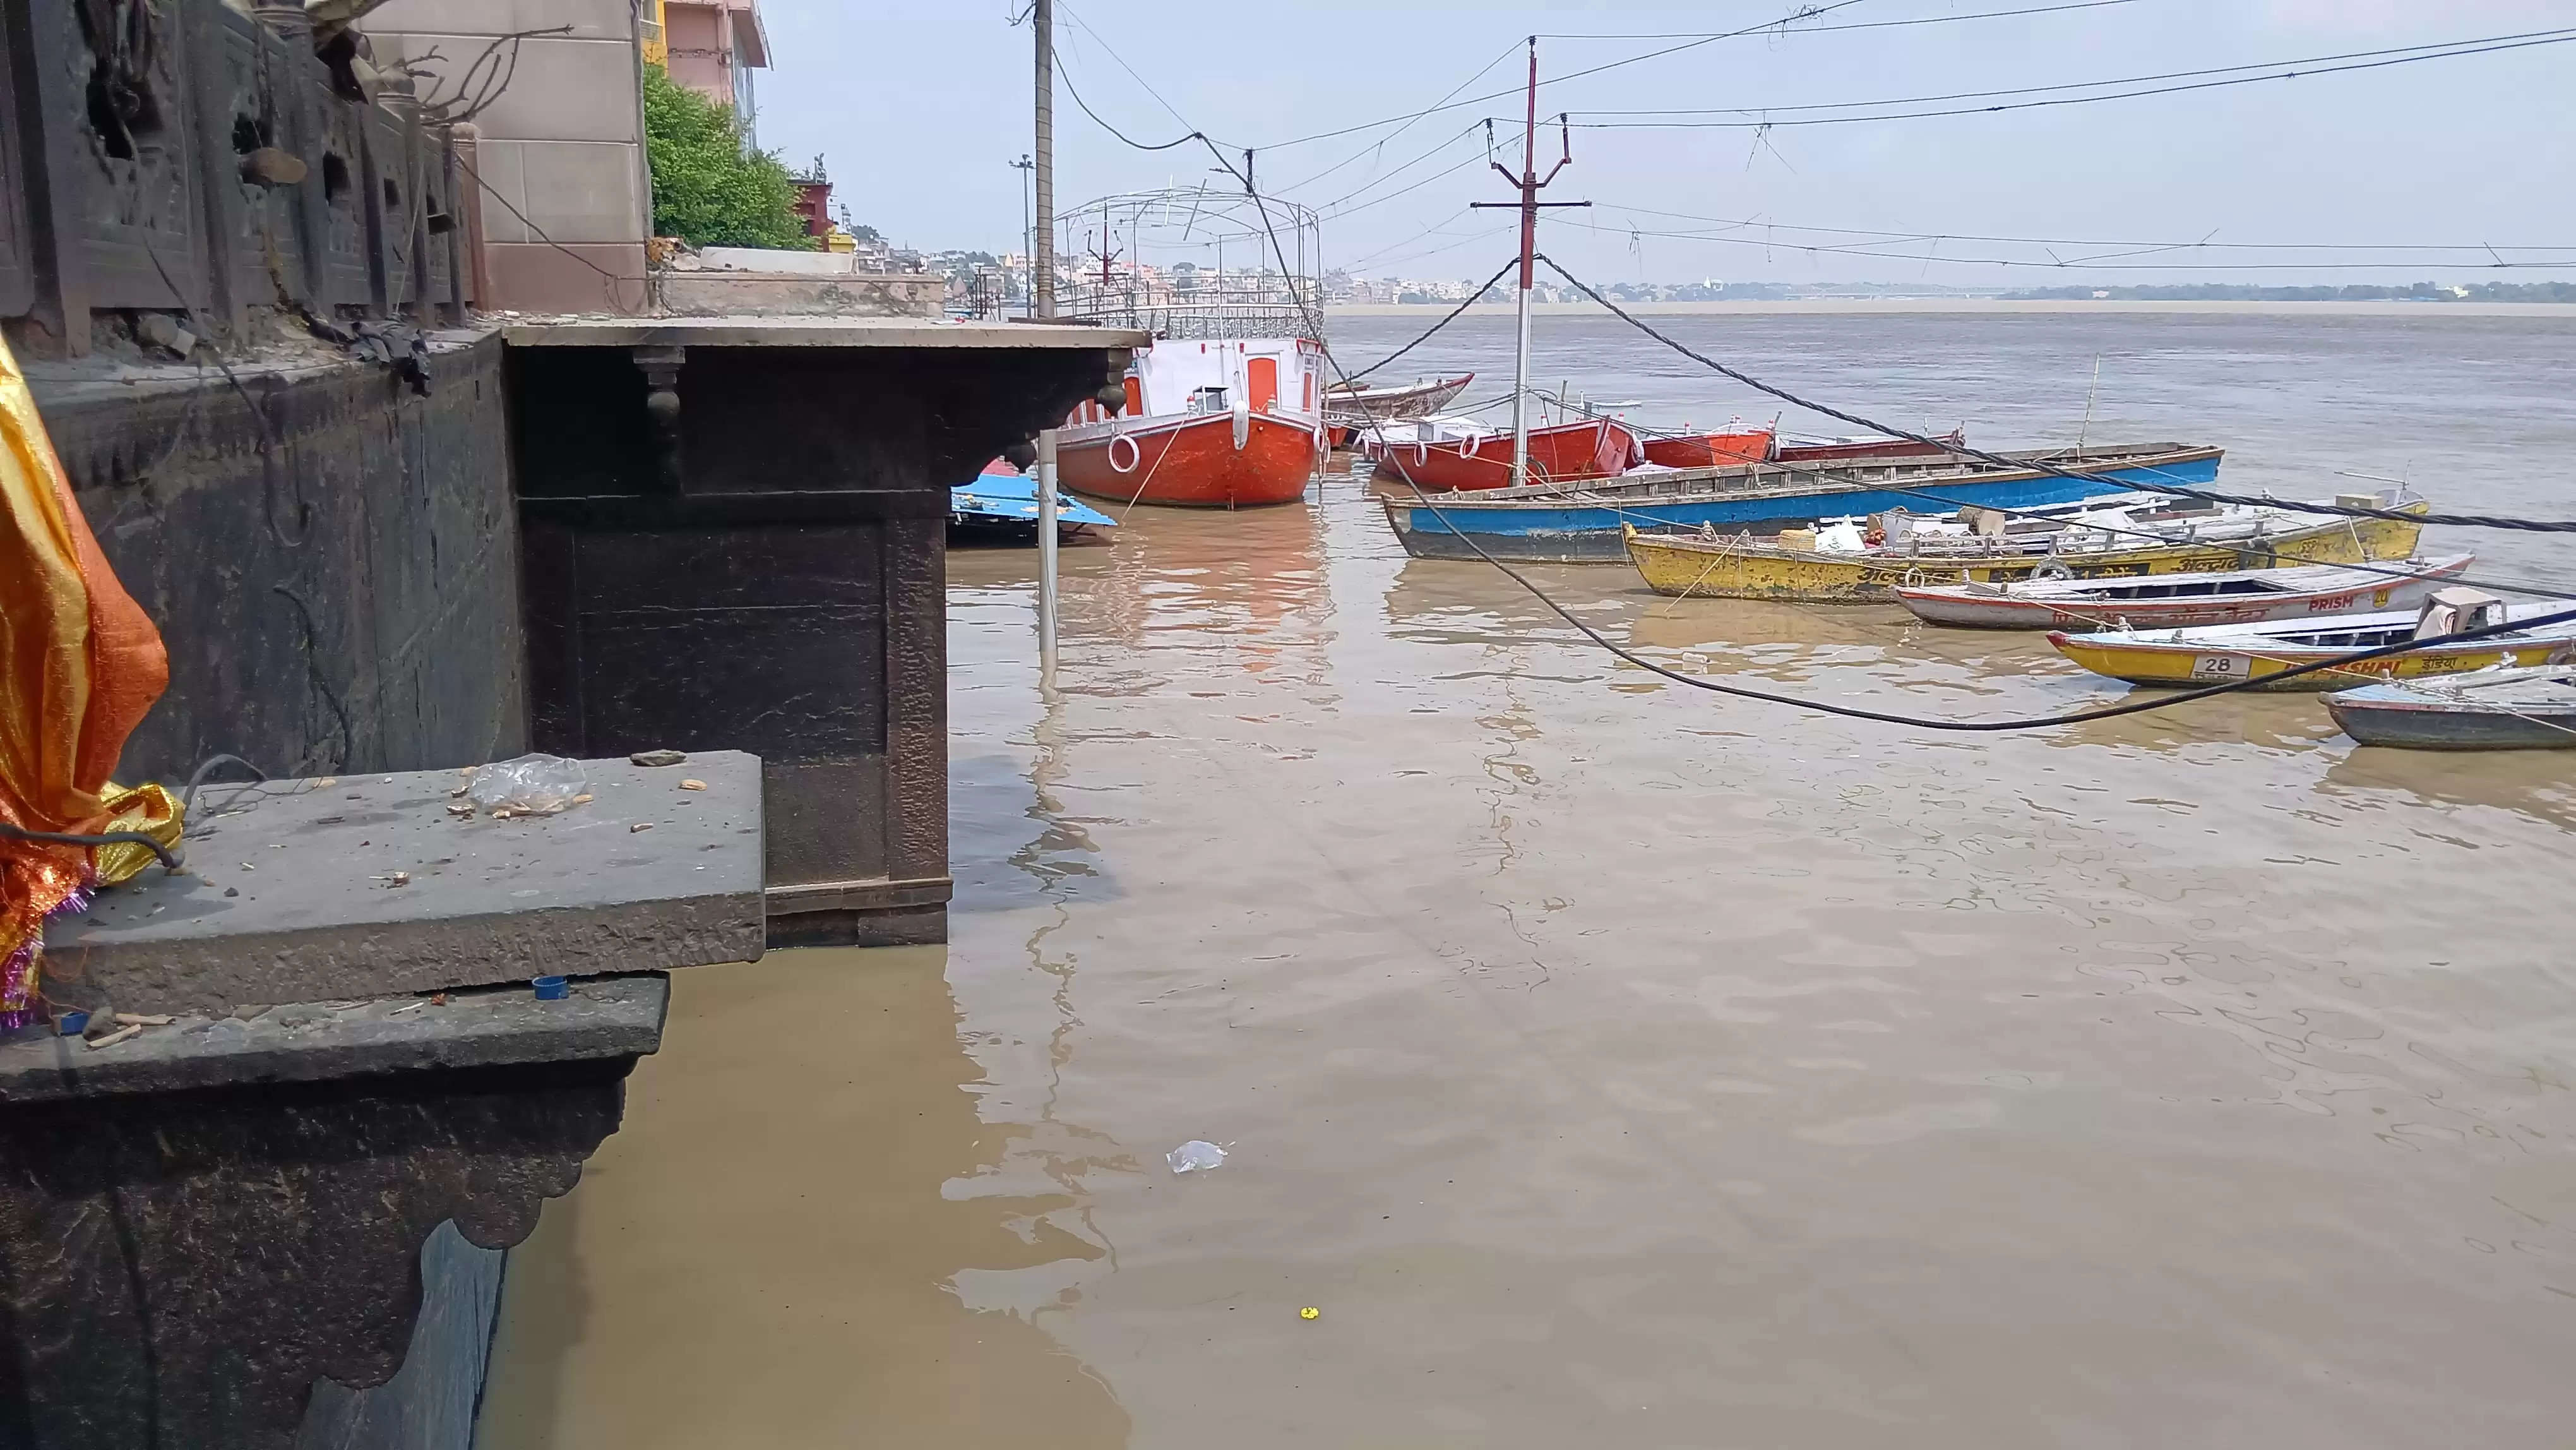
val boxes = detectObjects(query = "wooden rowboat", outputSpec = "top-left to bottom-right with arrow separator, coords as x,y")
1326,373 -> 1474,422
1374,417 -> 1639,491
1639,426 -> 1775,470
2048,590 -> 2576,691
2327,666 -> 2576,749
1895,554 -> 2474,630
1624,490 -> 2429,603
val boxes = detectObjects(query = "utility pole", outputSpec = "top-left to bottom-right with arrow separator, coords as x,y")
1012,154 -> 1035,316
1470,38 -> 1587,488
1033,0 -> 1056,319
1032,1 -> 1060,663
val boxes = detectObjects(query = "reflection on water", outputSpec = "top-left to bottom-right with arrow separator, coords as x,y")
487,315 -> 2576,1448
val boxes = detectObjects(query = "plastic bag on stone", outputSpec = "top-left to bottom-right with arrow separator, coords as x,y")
467,754 -> 588,815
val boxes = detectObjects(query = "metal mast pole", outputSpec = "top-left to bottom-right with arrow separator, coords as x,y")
1510,39 -> 1538,489
1033,0 -> 1056,320
1471,41 -> 1583,488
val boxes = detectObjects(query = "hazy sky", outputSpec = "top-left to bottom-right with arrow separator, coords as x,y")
749,0 -> 2576,286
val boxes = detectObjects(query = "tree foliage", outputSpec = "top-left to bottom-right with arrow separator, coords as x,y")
641,65 -> 813,250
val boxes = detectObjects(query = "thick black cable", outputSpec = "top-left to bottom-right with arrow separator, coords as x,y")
0,823 -> 182,872
1342,258 -> 1519,381
1057,61 -> 1205,152
1538,255 -> 2576,534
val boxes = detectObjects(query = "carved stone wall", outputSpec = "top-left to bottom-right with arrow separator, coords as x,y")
0,0 -> 471,357
0,1060 -> 631,1450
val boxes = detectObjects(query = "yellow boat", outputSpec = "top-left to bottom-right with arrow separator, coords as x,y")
2049,589 -> 2576,691
1623,493 -> 2430,603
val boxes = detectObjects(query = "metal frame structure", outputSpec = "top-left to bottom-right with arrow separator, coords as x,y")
1054,187 -> 1323,342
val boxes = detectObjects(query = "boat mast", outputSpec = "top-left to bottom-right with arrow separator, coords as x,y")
1474,40 -> 1585,487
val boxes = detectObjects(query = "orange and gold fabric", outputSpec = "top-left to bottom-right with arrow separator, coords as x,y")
0,332 -> 171,1025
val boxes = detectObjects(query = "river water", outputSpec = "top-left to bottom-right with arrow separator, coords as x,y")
477,311 -> 2576,1447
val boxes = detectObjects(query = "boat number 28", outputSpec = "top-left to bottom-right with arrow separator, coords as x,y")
2190,653 -> 2251,681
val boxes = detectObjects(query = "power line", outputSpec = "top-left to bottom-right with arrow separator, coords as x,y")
1535,251 -> 2576,534
1589,203 -> 2576,255
1252,0 -> 1876,150
1558,29 -> 2576,128
1274,39 -> 1527,197
1537,0 -> 2140,41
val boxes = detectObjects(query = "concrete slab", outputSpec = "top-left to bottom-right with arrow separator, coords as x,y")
0,977 -> 669,1105
499,316 -> 1150,351
46,753 -> 763,1015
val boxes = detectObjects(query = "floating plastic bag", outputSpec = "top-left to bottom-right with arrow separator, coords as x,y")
1167,1141 -> 1227,1174
467,754 -> 588,815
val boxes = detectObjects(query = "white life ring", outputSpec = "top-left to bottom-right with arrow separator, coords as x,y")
2031,560 -> 2074,582
1107,433 -> 1142,474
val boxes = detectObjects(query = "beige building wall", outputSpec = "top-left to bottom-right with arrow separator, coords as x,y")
364,0 -> 655,314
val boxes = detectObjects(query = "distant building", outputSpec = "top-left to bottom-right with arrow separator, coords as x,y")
659,0 -> 771,137
789,164 -> 833,239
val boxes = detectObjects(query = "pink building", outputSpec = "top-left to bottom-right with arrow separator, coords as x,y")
662,0 -> 771,134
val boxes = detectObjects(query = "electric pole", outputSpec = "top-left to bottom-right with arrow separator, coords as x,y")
1470,38 -> 1587,487
1033,0 -> 1056,319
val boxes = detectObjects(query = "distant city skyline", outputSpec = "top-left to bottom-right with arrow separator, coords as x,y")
754,0 -> 2576,291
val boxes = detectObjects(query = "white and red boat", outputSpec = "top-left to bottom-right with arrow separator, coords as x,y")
1048,188 -> 1333,509
1056,336 -> 1328,509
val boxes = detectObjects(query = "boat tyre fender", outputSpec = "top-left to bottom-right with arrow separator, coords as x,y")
1107,433 -> 1142,475
2031,560 -> 2075,582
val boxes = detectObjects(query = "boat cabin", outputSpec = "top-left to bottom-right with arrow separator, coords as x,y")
1068,337 -> 1328,427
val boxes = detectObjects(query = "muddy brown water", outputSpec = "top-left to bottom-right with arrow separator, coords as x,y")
478,314 -> 2576,1447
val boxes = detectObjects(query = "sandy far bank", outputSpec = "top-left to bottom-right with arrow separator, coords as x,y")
1326,299 -> 2576,320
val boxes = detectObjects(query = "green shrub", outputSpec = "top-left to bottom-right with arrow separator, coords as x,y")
641,64 -> 814,250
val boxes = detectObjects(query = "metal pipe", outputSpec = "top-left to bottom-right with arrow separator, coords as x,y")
1034,0 -> 1056,319
1035,429 -> 1060,662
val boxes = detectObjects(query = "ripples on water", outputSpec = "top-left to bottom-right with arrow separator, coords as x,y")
480,312 -> 2576,1449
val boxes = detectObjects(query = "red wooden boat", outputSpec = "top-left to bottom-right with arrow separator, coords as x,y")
1057,408 -> 1323,508
1639,426 -> 1775,469
1374,417 -> 1638,491
1774,429 -> 1964,464
1056,337 -> 1328,509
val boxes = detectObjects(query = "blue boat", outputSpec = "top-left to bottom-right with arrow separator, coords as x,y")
951,469 -> 1119,543
1380,443 -> 2224,563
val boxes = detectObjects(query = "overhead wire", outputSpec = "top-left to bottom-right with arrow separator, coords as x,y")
1557,28 -> 2576,128
1249,0 -> 1878,150
1536,0 -> 2139,41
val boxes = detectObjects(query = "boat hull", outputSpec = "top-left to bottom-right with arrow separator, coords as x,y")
1895,556 -> 2472,630
1374,419 -> 1637,491
1059,410 -> 1321,509
1626,507 -> 2428,602
1388,450 -> 2226,563
2051,633 -> 2570,692
1640,428 -> 1774,469
2328,680 -> 2576,748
